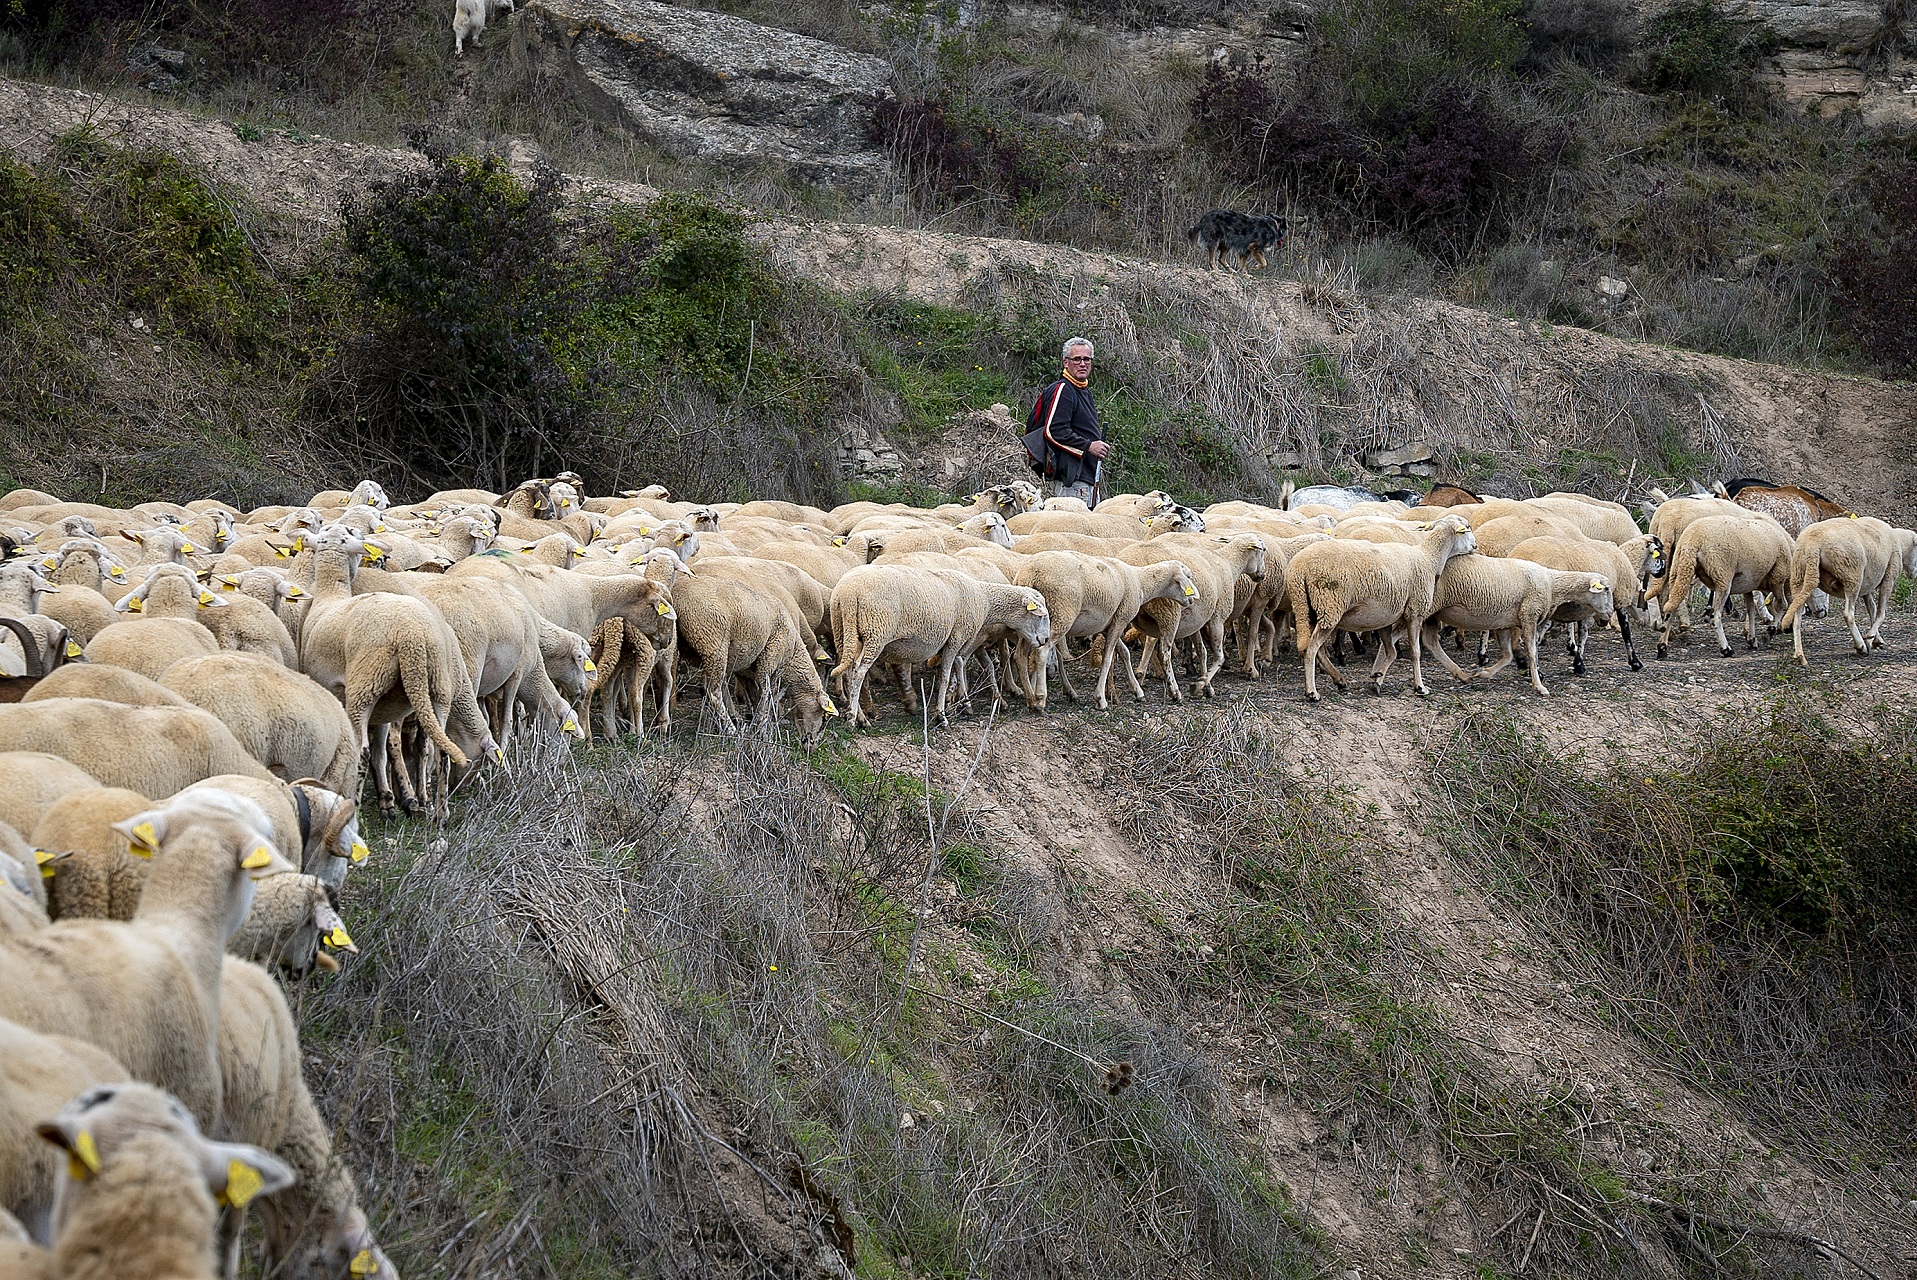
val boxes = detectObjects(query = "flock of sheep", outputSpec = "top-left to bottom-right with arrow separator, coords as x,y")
0,466 -> 1913,1280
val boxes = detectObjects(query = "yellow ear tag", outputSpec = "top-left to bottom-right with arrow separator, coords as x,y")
129,821 -> 159,857
36,849 -> 56,879
241,845 -> 273,870
179,542 -> 196,554
1591,579 -> 1607,592
40,556 -> 55,570
350,839 -> 370,864
833,537 -> 847,547
72,1129 -> 100,1175
583,659 -> 596,674
491,747 -> 506,764
219,575 -> 239,588
654,601 -> 671,616
198,591 -> 217,606
222,1159 -> 264,1208
109,566 -> 126,580
562,717 -> 579,733
1182,584 -> 1197,597
285,585 -> 303,599
823,698 -> 839,717
1026,600 -> 1041,612
325,925 -> 353,949
636,525 -> 652,536
275,546 -> 293,559
66,640 -> 83,658
126,596 -> 144,612
350,1249 -> 378,1276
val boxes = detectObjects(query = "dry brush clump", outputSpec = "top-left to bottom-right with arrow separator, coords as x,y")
301,721 -> 1330,1277
1428,693 -> 1917,1202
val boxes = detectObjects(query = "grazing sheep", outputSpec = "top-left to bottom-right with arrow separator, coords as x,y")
1013,551 -> 1198,710
30,788 -> 153,922
22,665 -> 193,709
0,789 -> 296,1129
0,700 -> 274,796
1285,514 -> 1478,701
672,572 -> 835,740
34,1081 -> 294,1279
179,776 -> 361,890
0,1019 -> 128,1241
82,617 -> 219,681
1419,557 -> 1615,695
162,656 -> 360,796
215,958 -> 396,1280
1506,534 -> 1660,672
225,876 -> 354,977
1654,513 -> 1795,658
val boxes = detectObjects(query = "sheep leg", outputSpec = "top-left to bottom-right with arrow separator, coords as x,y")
1568,621 -> 1587,675
1475,629 -> 1491,666
1055,640 -> 1084,705
1407,617 -> 1434,696
1709,587 -> 1733,657
1200,615 -> 1229,695
1090,627 -> 1122,709
1522,620 -> 1548,696
932,646 -> 964,725
1617,607 -> 1643,671
1159,633 -> 1184,702
1843,593 -> 1868,654
1479,632 -> 1517,679
1368,626 -> 1400,693
1743,595 -> 1760,650
1420,623 -> 1478,685
844,658 -> 880,728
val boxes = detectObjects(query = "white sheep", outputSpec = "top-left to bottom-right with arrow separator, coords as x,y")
1012,551 -> 1198,710
1418,556 -> 1616,695
0,699 -> 275,796
1653,513 -> 1794,658
0,789 -> 296,1129
162,655 -> 361,796
1284,514 -> 1478,701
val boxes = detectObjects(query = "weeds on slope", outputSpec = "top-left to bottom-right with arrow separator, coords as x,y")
1119,707 -> 1850,1278
1428,690 -> 1917,1215
305,724 -> 1320,1278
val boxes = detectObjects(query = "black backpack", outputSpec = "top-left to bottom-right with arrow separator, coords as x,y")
1022,382 -> 1067,479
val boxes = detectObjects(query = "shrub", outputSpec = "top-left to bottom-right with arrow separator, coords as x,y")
1519,0 -> 1636,70
329,153 -> 585,491
870,94 -> 1043,205
1832,160 -> 1917,374
1637,0 -> 1776,101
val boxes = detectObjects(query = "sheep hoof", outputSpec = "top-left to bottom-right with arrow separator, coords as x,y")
1572,660 -> 1585,675
1305,690 -> 1322,704
1720,646 -> 1733,658
1628,657 -> 1643,672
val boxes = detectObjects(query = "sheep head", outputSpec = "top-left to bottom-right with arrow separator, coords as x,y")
37,1082 -> 296,1219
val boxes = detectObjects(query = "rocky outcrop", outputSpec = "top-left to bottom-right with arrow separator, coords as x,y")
1738,0 -> 1917,123
513,0 -> 894,189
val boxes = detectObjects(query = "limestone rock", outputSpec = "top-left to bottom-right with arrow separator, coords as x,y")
1742,0 -> 1881,49
515,0 -> 893,189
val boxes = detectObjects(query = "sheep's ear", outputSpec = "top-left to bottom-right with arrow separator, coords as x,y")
114,594 -> 138,613
820,694 -> 839,718
112,810 -> 169,858
121,530 -> 144,544
315,897 -> 357,954
201,1140 -> 296,1208
217,573 -> 241,589
34,1120 -> 102,1181
242,840 -> 292,878
197,590 -> 227,608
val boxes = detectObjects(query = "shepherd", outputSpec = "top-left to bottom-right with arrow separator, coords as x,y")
1022,337 -> 1110,506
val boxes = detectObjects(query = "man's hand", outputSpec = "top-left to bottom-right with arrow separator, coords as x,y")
1088,440 -> 1112,459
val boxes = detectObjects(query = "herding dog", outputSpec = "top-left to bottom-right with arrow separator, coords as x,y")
1188,209 -> 1284,271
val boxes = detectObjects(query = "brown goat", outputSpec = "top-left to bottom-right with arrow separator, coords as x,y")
1716,478 -> 1847,536
1415,483 -> 1484,507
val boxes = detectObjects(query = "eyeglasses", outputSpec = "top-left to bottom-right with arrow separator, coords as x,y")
1065,356 -> 1093,363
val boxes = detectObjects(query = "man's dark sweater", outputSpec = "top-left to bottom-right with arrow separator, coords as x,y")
1031,379 -> 1104,487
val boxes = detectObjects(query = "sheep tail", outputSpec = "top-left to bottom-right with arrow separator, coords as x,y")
1779,546 -> 1817,630
398,634 -> 469,768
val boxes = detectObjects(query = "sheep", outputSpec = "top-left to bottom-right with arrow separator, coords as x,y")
1115,533 -> 1268,702
33,1081 -> 294,1279
1008,532 -> 1123,557
30,788 -> 153,923
0,788 -> 296,1129
180,776 -> 362,888
0,820 -> 55,933
0,754 -> 100,845
1094,490 -> 1178,520
1468,511 -> 1585,558
0,1019 -> 128,1242
1506,534 -> 1660,672
671,571 -> 835,740
1227,531 -> 1331,676
161,655 -> 360,796
1418,556 -> 1616,695
1284,514 -> 1478,701
401,576 -> 583,747
21,664 -> 194,709
115,526 -> 201,568
731,499 -> 834,525
297,527 -> 491,797
1776,517 -> 1894,665
0,700 -> 274,796
683,557 -> 831,652
1524,494 -> 1640,546
1861,520 -> 1917,649
1654,513 -> 1795,658
225,876 -> 355,977
1004,510 -> 1148,542
829,566 -> 1049,727
1282,483 -> 1414,512
215,958 -> 396,1280
82,617 -> 220,681
1013,551 -> 1198,710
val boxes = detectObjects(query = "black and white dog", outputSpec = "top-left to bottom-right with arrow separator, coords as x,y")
1188,209 -> 1285,271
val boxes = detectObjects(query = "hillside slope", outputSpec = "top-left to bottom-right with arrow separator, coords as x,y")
3,74 -> 1912,517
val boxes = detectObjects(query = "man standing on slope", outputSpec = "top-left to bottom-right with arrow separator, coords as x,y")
1028,337 -> 1110,505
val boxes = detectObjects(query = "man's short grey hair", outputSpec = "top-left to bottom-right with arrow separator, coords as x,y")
1062,337 -> 1095,359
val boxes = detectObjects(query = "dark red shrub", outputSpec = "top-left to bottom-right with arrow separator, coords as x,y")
1832,163 -> 1917,373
